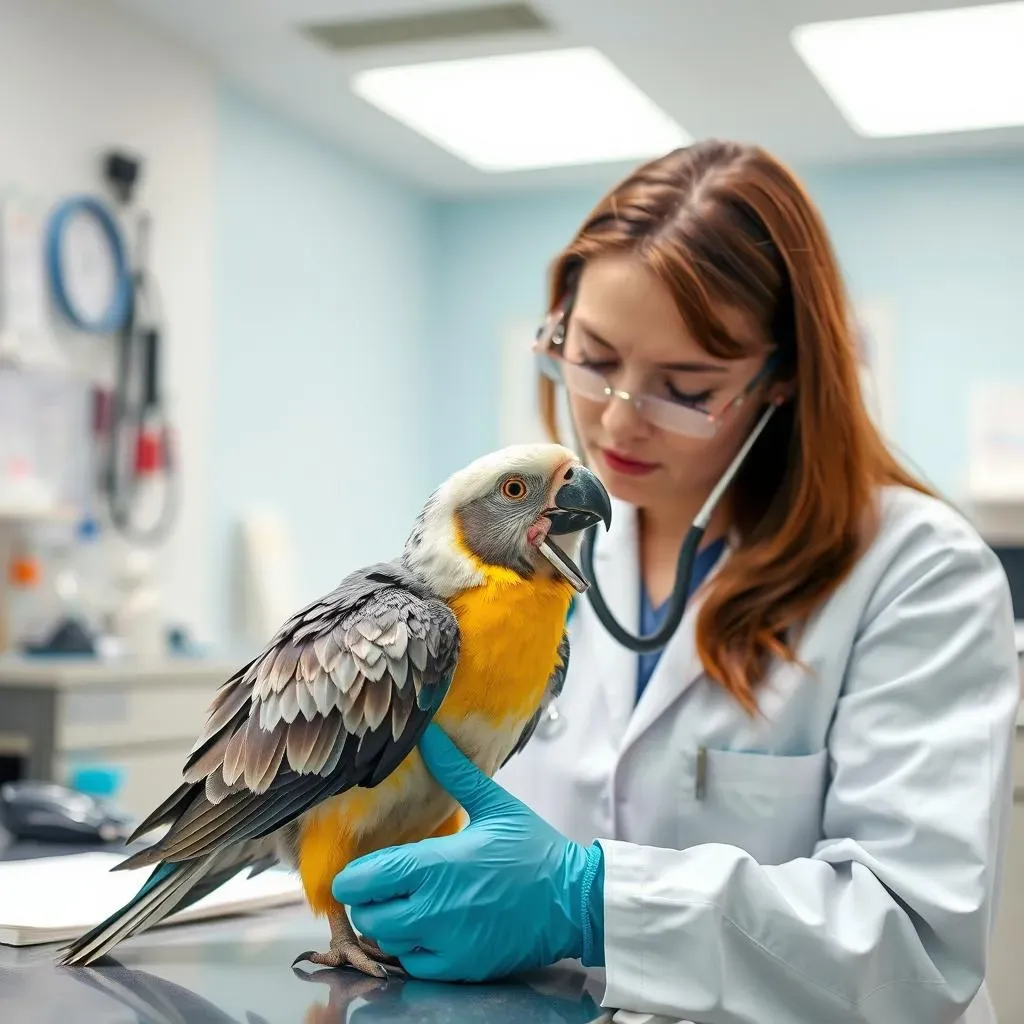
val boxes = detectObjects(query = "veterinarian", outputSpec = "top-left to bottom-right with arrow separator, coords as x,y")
333,139 -> 1020,1024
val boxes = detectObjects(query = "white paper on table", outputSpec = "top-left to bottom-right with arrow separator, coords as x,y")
0,852 -> 303,946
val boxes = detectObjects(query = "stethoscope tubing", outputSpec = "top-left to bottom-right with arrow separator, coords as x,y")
580,400 -> 780,654
535,399 -> 780,738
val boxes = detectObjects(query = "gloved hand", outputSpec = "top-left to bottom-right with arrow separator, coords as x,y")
331,723 -> 605,982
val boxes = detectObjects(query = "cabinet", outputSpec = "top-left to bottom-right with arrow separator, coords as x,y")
987,724 -> 1024,1021
0,656 -> 237,817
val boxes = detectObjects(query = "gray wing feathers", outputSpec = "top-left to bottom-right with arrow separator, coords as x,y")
182,569 -> 456,797
501,630 -> 569,767
118,562 -> 459,871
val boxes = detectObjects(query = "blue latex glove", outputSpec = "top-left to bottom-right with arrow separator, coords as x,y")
331,723 -> 606,982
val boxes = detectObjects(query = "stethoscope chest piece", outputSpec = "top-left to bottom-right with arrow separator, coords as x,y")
536,701 -> 568,740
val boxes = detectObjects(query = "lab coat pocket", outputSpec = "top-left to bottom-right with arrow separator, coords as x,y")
689,748 -> 829,865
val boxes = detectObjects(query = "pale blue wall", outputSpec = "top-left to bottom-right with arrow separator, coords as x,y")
802,154 -> 1023,496
429,186 -> 602,480
210,86 -> 435,652
429,152 -> 1024,497
211,80 -> 1024,648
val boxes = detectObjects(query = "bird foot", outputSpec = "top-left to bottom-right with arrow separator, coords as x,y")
291,939 -> 391,978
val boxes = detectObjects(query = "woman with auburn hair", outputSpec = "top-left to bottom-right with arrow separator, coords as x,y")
334,141 -> 1019,1023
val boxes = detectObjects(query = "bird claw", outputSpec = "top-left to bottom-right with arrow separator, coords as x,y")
291,945 -> 391,978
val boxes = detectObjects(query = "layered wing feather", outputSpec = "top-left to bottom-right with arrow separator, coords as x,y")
117,562 -> 459,871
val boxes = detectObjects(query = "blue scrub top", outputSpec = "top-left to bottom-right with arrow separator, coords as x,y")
636,536 -> 727,704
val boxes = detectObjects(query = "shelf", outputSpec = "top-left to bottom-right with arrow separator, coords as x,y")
0,654 -> 240,688
965,493 -> 1024,506
960,495 -> 1024,546
0,504 -> 76,524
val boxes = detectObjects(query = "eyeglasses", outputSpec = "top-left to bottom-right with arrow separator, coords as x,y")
533,305 -> 777,440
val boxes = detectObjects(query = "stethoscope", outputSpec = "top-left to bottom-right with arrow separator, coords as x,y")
582,398 -> 779,653
534,398 -> 781,739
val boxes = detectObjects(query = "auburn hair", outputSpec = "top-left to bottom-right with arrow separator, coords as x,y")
540,139 -> 933,713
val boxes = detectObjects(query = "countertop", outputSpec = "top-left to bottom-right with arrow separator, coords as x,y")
0,654 -> 239,688
3,627 -> 1020,1021
0,840 -> 616,1024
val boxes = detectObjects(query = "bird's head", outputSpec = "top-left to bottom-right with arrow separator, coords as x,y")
403,443 -> 612,598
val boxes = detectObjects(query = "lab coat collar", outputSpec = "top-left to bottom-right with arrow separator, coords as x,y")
586,498 -> 734,757
619,546 -> 732,756
585,498 -> 642,748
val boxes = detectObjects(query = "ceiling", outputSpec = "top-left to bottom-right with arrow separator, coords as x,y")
106,0 -> 1024,195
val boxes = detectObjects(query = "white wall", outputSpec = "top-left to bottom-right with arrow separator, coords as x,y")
0,0 -> 216,639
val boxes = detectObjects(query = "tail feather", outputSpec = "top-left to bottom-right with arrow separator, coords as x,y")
123,782 -> 200,847
57,858 -> 212,967
58,838 -> 280,968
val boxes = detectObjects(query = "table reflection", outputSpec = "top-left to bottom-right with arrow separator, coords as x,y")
0,879 -> 610,1024
293,964 -> 606,1023
0,952 -> 608,1024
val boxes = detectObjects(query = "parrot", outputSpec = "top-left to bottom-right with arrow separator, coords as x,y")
57,442 -> 612,976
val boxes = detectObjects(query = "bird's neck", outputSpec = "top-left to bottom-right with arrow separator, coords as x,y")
399,507 -> 484,598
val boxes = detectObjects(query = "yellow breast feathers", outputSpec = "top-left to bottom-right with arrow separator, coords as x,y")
437,559 -> 573,730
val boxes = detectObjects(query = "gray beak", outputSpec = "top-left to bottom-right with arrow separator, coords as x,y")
537,466 -> 611,594
548,465 -> 613,536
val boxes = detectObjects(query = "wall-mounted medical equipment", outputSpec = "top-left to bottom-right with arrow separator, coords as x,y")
45,152 -> 179,546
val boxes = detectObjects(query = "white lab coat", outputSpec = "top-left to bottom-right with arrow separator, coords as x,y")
497,484 -> 1020,1024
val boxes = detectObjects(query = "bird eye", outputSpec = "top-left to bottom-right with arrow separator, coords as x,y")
501,476 -> 528,501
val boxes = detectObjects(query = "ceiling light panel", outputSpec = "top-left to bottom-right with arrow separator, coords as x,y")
351,47 -> 691,172
791,2 -> 1024,137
